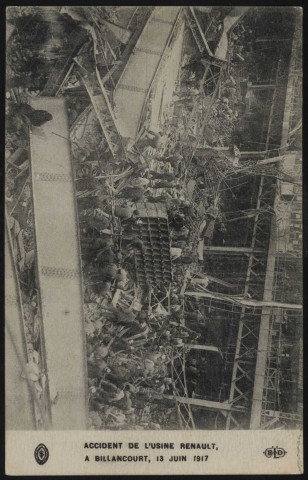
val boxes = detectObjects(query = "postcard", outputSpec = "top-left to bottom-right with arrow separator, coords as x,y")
5,5 -> 303,475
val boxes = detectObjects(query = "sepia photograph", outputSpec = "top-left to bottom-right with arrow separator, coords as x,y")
5,5 -> 303,475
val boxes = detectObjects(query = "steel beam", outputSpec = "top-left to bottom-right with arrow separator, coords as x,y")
280,20 -> 301,148
163,395 -> 243,412
250,214 -> 277,428
203,246 -> 265,254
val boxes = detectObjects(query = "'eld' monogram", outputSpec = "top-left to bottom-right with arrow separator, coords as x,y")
263,446 -> 287,459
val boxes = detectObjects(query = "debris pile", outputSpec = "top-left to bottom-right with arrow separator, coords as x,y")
5,6 -> 244,430
6,6 -> 301,431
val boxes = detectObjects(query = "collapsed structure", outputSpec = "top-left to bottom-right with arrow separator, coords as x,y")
5,6 -> 302,431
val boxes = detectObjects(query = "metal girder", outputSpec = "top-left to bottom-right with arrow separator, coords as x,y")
263,410 -> 302,422
226,310 -> 261,429
185,7 -> 214,57
260,409 -> 302,430
245,175 -> 277,299
163,395 -> 243,412
279,22 -> 302,148
226,23 -> 301,430
257,319 -> 301,430
225,174 -> 277,429
170,347 -> 196,429
183,64 -> 212,136
184,291 -> 300,310
203,246 -> 265,254
182,61 -> 222,145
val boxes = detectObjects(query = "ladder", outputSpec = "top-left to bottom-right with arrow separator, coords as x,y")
75,65 -> 126,159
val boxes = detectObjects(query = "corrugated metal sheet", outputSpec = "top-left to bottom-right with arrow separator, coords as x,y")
133,202 -> 172,290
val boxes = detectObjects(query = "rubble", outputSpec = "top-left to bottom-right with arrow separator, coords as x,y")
6,6 -> 302,431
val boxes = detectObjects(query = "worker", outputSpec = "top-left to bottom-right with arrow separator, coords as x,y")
149,171 -> 177,182
173,253 -> 195,265
8,102 -> 53,127
150,180 -> 178,189
134,129 -> 163,151
116,186 -> 145,202
162,153 -> 183,169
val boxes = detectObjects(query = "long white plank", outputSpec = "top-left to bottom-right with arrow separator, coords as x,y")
113,6 -> 181,139
29,97 -> 88,429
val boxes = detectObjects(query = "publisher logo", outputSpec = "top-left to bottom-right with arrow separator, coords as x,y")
263,446 -> 287,459
34,444 -> 49,465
